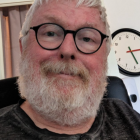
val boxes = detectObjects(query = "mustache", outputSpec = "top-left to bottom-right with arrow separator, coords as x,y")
40,60 -> 90,83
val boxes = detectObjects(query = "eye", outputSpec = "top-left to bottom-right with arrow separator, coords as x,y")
46,31 -> 55,37
83,37 -> 91,42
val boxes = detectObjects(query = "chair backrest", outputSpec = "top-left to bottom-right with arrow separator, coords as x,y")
0,76 -> 132,109
0,77 -> 20,109
104,76 -> 132,107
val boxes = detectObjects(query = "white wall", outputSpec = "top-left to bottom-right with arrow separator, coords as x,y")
107,48 -> 119,77
0,11 -> 5,79
104,0 -> 140,34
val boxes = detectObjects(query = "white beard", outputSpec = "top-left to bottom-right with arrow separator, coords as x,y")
18,52 -> 108,126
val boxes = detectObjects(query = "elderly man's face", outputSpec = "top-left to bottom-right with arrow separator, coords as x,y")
19,0 -> 108,126
28,0 -> 107,73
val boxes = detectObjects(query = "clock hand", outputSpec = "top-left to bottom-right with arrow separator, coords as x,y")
128,46 -> 138,64
127,49 -> 140,53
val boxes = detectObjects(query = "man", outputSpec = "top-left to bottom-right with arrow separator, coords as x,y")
0,0 -> 140,139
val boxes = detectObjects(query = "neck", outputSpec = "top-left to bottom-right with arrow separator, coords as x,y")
20,101 -> 95,134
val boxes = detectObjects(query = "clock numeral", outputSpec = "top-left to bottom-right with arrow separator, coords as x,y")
119,37 -> 121,40
115,51 -> 117,54
118,58 -> 121,61
134,66 -> 136,69
126,64 -> 127,67
134,37 -> 135,40
115,43 -> 118,46
126,35 -> 129,38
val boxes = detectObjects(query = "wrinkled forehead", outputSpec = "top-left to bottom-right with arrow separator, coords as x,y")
31,0 -> 105,32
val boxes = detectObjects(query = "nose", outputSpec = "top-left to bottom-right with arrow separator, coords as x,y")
59,34 -> 77,60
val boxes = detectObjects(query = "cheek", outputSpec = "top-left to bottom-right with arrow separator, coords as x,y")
27,39 -> 58,64
84,54 -> 107,76
88,61 -> 104,76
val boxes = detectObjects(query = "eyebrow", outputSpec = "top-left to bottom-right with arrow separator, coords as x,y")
41,15 -> 67,27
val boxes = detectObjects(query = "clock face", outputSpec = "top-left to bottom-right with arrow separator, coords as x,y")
112,28 -> 140,76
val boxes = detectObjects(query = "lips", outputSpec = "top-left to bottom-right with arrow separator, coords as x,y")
60,71 -> 74,76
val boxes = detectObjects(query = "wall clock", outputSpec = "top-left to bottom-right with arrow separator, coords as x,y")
112,28 -> 140,76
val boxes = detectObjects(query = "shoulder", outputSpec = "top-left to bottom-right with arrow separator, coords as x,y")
99,99 -> 140,139
0,104 -> 17,128
102,98 -> 132,109
0,104 -> 16,116
101,98 -> 140,117
101,98 -> 140,137
0,104 -> 27,139
0,104 -> 18,123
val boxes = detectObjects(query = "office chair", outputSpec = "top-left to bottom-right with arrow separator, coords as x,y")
0,76 -> 132,109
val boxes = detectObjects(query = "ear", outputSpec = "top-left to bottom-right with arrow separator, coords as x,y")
19,39 -> 22,53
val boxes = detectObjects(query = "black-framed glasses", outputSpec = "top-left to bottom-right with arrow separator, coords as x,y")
30,23 -> 109,54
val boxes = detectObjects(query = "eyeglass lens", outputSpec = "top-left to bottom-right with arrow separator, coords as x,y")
37,24 -> 102,53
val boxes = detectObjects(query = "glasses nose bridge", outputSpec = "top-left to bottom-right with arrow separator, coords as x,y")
64,30 -> 76,40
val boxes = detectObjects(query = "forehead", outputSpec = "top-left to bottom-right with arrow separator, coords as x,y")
31,0 -> 105,32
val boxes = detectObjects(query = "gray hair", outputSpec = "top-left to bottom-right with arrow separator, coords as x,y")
20,0 -> 111,54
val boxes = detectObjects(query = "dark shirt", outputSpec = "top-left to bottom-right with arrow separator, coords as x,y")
0,98 -> 140,140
